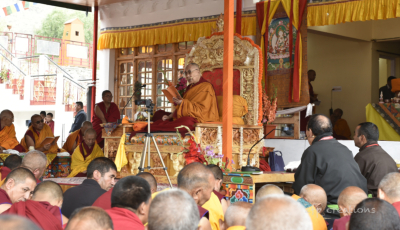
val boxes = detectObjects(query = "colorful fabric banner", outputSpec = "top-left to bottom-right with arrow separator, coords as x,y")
0,1 -> 36,17
256,0 -> 306,103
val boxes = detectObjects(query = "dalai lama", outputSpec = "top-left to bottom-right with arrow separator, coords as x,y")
92,90 -> 120,148
132,63 -> 219,136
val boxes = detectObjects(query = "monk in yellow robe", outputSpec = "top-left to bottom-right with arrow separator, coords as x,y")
20,115 -> 65,165
62,121 -> 93,154
331,108 -> 351,140
131,63 -> 219,136
0,110 -> 19,152
68,128 -> 104,177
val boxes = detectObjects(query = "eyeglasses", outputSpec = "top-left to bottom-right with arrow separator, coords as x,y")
184,69 -> 199,76
35,119 -> 44,124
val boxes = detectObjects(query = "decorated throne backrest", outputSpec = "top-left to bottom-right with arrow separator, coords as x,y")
185,34 -> 263,125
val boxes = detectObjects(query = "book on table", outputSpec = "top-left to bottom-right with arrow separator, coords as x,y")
162,81 -> 182,103
39,136 -> 60,148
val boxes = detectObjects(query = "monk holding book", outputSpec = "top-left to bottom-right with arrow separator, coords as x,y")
20,114 -> 65,165
68,128 -> 104,177
132,63 -> 219,136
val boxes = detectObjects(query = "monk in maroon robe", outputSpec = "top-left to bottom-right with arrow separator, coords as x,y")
92,90 -> 120,148
3,200 -> 63,230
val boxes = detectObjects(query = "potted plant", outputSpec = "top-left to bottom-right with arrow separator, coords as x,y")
262,86 -> 278,138
0,67 -> 10,84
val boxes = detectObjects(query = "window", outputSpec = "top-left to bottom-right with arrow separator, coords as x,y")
75,31 -> 79,36
116,42 -> 195,119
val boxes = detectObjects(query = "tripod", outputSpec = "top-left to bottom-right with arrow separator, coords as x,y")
137,105 -> 173,188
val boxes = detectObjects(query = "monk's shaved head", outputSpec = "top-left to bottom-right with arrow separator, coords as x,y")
4,155 -> 22,170
178,162 -> 214,206
1,168 -> 37,203
22,150 -> 48,180
2,167 -> 36,186
32,181 -> 63,207
246,195 -> 312,230
148,189 -> 200,230
0,215 -> 41,230
137,172 -> 157,193
338,186 -> 367,217
0,110 -> 14,127
81,121 -> 93,134
225,201 -> 252,228
256,184 -> 283,201
300,184 -> 327,214
0,110 -> 13,119
66,207 -> 113,230
30,114 -> 41,122
378,172 -> 400,203
81,121 -> 93,129
84,128 -> 97,137
307,114 -> 333,136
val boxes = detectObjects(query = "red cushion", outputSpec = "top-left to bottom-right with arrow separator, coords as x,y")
202,68 -> 241,96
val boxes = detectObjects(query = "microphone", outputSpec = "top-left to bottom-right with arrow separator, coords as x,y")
241,128 -> 281,172
118,84 -> 147,123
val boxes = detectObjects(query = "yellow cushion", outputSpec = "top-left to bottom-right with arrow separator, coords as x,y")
219,116 -> 245,125
217,95 -> 248,117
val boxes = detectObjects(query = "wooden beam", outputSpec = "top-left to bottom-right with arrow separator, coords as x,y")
223,0 -> 234,169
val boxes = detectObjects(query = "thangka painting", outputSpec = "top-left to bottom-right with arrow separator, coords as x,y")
267,17 -> 297,71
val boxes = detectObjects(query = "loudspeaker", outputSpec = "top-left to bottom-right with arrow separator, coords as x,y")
86,86 -> 93,121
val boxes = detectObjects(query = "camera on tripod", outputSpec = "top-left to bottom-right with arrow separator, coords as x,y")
134,99 -> 155,115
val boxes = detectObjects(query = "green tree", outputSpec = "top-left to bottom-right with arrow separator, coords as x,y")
35,9 -> 94,43
35,9 -> 69,39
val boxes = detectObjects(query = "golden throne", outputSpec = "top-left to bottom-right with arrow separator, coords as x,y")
104,20 -> 264,184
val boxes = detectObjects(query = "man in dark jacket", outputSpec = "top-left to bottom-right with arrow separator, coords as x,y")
61,157 -> 116,218
354,122 -> 398,197
293,114 -> 367,217
70,102 -> 87,133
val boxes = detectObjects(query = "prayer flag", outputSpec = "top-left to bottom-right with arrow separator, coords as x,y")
17,2 -> 24,12
5,6 -> 12,15
14,3 -> 20,12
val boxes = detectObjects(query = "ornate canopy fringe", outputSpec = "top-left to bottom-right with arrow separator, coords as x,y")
307,0 -> 400,27
97,11 -> 257,50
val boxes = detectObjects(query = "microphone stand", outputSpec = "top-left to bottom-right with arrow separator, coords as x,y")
241,128 -> 280,172
118,85 -> 146,123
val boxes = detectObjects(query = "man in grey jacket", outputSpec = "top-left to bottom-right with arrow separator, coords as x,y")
70,102 -> 87,133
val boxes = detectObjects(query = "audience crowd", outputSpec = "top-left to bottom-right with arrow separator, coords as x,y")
0,108 -> 400,230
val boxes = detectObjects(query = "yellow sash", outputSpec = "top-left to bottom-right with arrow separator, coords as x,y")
227,227 -> 246,230
68,143 -> 104,177
202,192 -> 224,230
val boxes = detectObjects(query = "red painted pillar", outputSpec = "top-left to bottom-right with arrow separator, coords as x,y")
91,6 -> 98,122
223,0 -> 234,169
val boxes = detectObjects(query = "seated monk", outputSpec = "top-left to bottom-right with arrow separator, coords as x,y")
0,155 -> 22,181
223,201 -> 252,230
20,150 -> 48,185
106,176 -> 152,230
178,162 -> 214,230
68,128 -> 104,177
92,90 -> 120,148
3,181 -> 68,230
206,164 -> 229,214
256,184 -> 284,200
20,114 -> 65,164
0,110 -> 24,152
62,121 -> 93,154
331,109 -> 351,140
92,171 -> 157,210
297,184 -> 328,230
148,189 -> 201,230
333,186 -> 367,230
65,207 -> 113,230
131,63 -> 219,137
0,168 -> 37,214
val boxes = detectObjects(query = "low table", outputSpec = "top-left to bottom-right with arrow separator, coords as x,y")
223,172 -> 294,204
